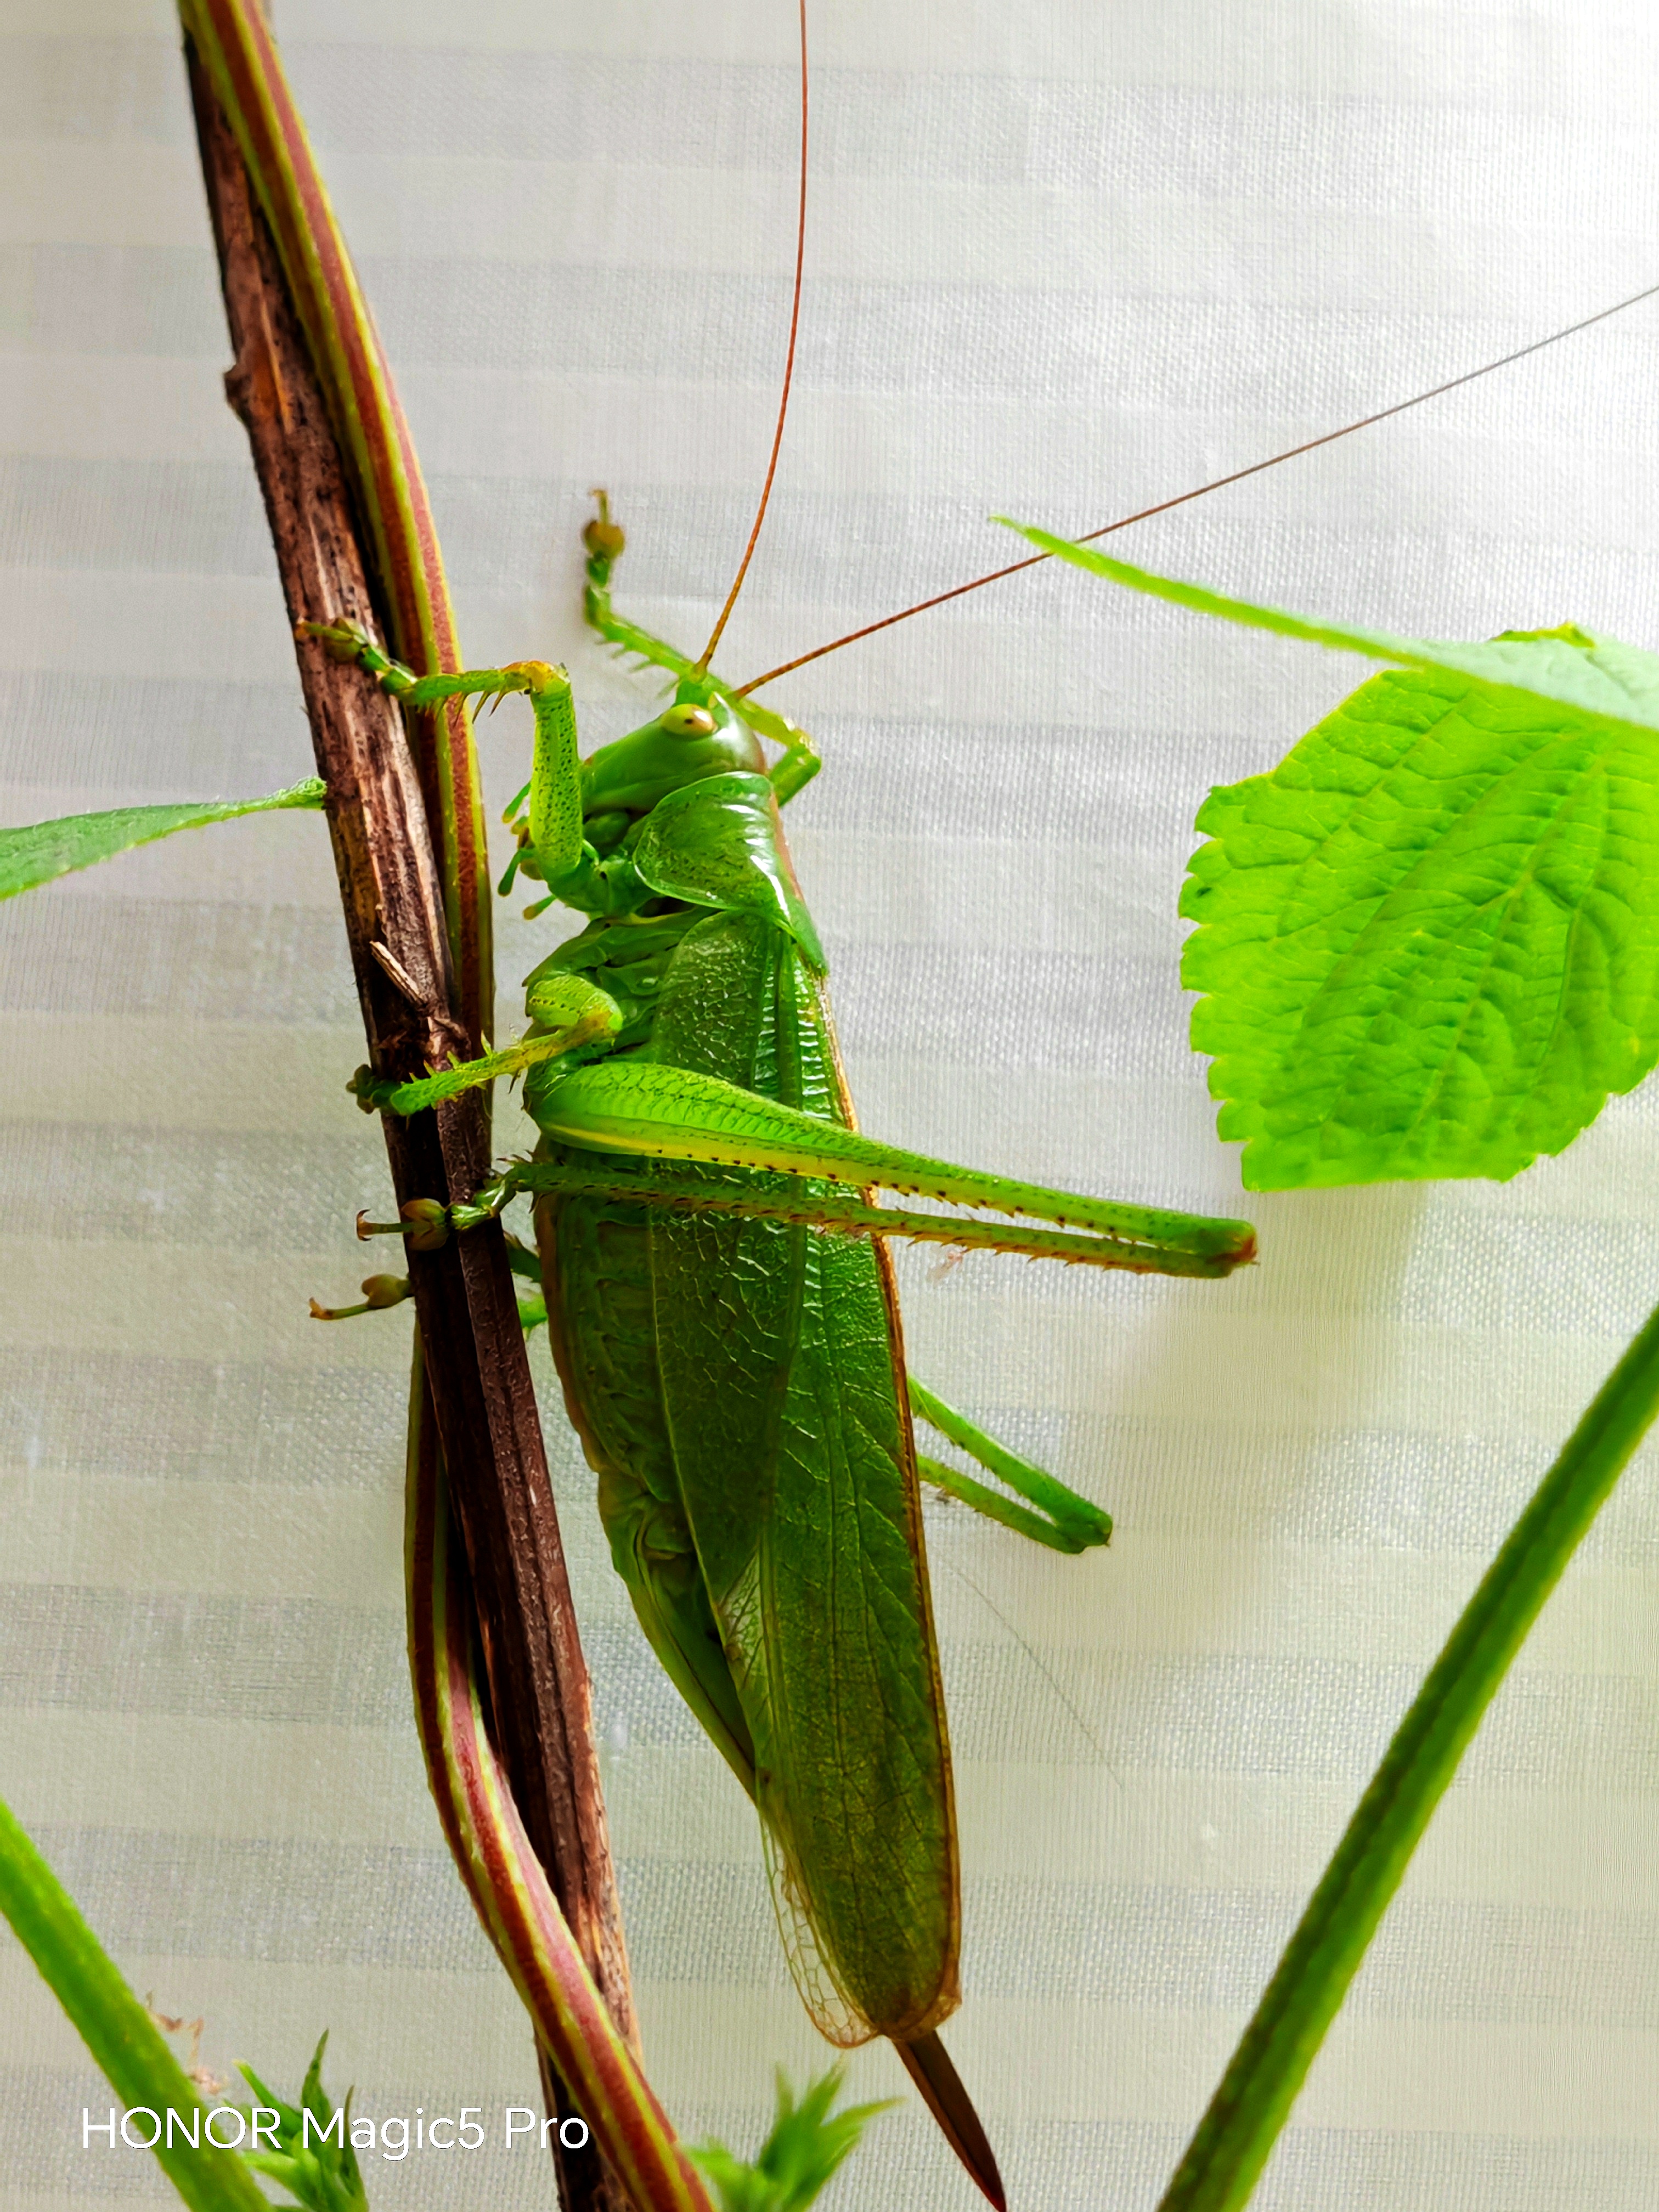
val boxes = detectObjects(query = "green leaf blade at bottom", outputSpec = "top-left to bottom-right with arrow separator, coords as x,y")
0,1793 -> 270,2212
1157,1294 -> 1659,2210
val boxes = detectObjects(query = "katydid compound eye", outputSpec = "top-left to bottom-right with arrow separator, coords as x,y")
661,703 -> 716,737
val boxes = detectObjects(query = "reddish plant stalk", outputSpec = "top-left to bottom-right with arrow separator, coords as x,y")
178,10 -> 650,2205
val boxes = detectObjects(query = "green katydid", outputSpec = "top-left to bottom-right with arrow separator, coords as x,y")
276,318 -> 1651,2198
264,75 -> 1655,2205
314,511 -> 1254,2206
0,555 -> 1252,2204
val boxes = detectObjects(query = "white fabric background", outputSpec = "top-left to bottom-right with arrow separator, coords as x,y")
3,1 -> 1659,2206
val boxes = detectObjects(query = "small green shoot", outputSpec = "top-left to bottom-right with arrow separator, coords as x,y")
234,2035 -> 369,2212
689,2069 -> 895,2212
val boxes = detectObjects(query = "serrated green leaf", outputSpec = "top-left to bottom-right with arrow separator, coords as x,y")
996,522 -> 1659,1188
0,777 -> 326,901
1179,657 -> 1659,1186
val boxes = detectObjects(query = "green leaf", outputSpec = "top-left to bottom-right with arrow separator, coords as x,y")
997,521 -> 1659,1188
0,776 -> 326,901
689,2069 -> 894,2212
997,521 -> 1659,736
1184,656 -> 1659,1187
0,1792 -> 270,2212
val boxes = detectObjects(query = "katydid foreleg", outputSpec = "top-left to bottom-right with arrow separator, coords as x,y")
302,618 -> 586,881
581,503 -> 821,800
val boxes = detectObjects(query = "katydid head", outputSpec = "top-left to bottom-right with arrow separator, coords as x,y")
579,681 -> 764,828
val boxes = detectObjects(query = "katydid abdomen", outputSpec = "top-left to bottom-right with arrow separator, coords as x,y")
535,905 -> 961,2050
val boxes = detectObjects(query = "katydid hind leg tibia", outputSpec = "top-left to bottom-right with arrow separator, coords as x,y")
364,1054 -> 1254,1277
466,1149 -> 1247,1276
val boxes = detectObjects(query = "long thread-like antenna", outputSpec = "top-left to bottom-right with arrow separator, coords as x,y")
732,278 -> 1659,697
696,0 -> 810,674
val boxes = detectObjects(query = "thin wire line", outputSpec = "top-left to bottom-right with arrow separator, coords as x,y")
938,1554 -> 1119,1784
732,279 -> 1659,697
696,0 -> 810,674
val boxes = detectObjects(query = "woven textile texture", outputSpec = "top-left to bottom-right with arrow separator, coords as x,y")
3,1 -> 1659,2207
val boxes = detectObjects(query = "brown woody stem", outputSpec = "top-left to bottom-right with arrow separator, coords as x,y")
183,40 -> 634,2212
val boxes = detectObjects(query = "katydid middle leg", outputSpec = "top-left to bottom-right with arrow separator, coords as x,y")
908,1378 -> 1111,1554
